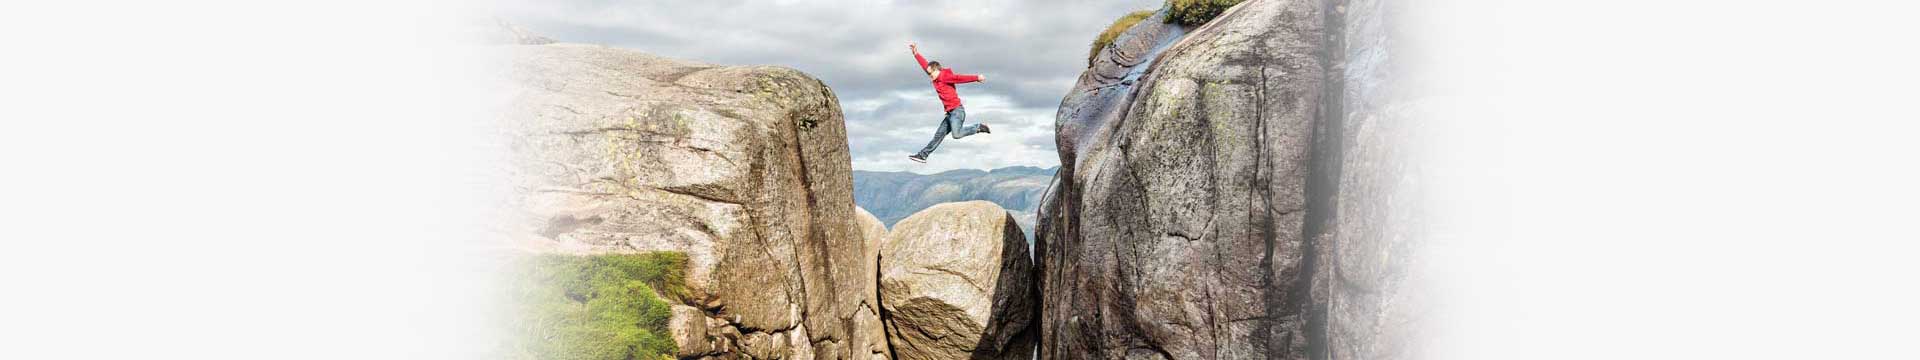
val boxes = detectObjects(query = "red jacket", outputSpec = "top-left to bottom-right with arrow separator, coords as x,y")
914,52 -> 980,112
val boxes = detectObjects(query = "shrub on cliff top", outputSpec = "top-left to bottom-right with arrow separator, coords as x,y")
505,252 -> 689,360
1088,10 -> 1157,66
1166,0 -> 1245,26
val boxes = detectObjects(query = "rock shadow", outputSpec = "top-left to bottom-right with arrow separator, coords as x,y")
969,212 -> 1040,359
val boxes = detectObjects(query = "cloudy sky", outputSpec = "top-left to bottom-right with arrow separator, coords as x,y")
489,0 -> 1160,173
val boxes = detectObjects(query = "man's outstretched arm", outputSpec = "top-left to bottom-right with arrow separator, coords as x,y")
909,42 -> 929,69
946,73 -> 984,84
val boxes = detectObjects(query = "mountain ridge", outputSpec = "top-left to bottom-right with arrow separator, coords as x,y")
851,165 -> 1058,238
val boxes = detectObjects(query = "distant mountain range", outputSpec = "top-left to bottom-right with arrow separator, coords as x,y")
852,166 -> 1058,239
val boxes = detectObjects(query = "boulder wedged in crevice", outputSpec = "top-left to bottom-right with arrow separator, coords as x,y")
879,201 -> 1038,360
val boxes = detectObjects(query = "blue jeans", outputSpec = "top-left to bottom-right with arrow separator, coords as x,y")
914,106 -> 980,158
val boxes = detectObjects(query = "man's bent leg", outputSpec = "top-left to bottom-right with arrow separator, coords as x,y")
915,114 -> 954,158
947,106 -> 982,139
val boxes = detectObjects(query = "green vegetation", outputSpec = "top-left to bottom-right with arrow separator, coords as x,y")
505,252 -> 689,360
1085,0 -> 1247,66
1088,10 -> 1157,66
1166,0 -> 1246,26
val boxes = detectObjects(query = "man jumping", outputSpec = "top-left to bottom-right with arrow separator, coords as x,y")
906,42 -> 990,163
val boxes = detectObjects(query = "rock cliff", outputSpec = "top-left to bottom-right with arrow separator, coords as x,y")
1039,1 -> 1326,357
1037,0 -> 1428,358
501,41 -> 883,359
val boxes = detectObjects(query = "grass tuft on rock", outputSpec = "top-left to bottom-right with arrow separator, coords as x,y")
1088,10 -> 1158,66
1085,0 -> 1245,66
504,252 -> 689,360
1166,0 -> 1245,26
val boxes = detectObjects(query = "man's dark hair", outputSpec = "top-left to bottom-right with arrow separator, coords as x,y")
927,61 -> 942,70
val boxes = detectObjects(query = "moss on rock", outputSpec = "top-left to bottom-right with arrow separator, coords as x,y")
1088,10 -> 1156,66
1087,0 -> 1246,66
505,252 -> 689,360
1166,0 -> 1245,26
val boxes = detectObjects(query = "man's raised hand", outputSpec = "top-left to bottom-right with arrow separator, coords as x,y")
908,42 -> 917,53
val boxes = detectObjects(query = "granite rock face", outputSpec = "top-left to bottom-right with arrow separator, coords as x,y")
1037,0 -> 1431,358
1038,0 -> 1328,358
501,41 -> 877,359
879,201 -> 1038,360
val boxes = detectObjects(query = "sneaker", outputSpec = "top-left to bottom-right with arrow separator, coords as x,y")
908,155 -> 927,163
978,124 -> 992,134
